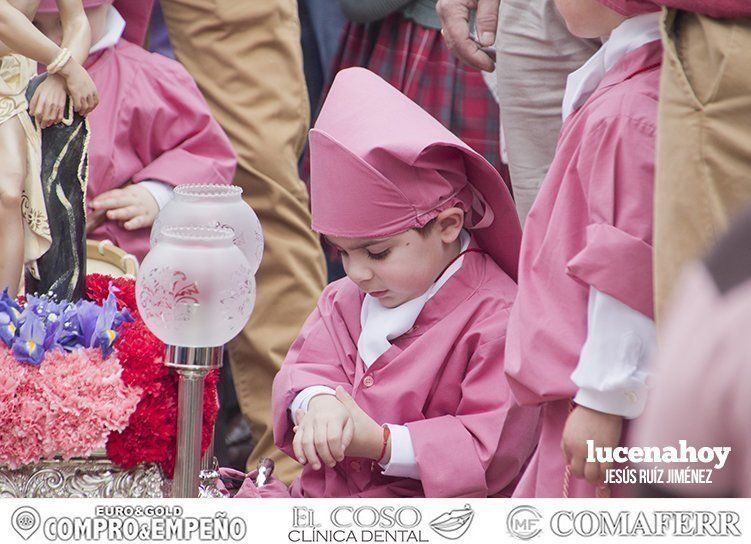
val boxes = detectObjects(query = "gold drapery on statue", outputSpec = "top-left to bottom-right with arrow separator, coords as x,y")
0,54 -> 50,280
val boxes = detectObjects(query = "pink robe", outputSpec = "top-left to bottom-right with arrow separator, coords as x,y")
85,40 -> 236,261
648,0 -> 751,17
504,41 -> 662,497
272,246 -> 540,498
115,1 -> 155,46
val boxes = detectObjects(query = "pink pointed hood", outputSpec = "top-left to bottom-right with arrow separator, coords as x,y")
597,0 -> 660,16
309,67 -> 521,280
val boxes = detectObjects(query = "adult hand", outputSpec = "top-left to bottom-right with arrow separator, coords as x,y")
89,184 -> 160,232
437,0 -> 499,72
562,405 -> 623,495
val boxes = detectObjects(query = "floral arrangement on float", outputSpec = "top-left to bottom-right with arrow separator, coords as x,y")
0,273 -> 218,477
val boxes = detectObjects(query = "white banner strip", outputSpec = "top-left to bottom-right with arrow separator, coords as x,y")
0,498 -> 747,543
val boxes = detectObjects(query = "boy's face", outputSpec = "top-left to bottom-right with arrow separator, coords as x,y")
326,209 -> 464,309
554,0 -> 627,38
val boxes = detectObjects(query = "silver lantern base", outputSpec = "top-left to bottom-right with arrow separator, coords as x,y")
0,452 -> 167,498
165,345 -> 224,498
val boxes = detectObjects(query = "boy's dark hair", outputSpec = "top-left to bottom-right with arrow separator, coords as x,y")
413,217 -> 437,237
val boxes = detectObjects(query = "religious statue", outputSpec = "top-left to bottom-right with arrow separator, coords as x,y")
0,0 -> 98,299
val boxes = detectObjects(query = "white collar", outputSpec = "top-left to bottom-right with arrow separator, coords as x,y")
357,230 -> 471,367
89,6 -> 126,54
561,12 -> 661,121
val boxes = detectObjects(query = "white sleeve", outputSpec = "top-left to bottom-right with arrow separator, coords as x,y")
379,424 -> 421,480
288,386 -> 336,425
138,180 -> 175,210
571,288 -> 656,419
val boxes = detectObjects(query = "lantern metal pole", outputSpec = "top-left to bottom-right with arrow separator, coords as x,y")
166,345 -> 223,498
198,390 -> 223,497
200,435 -> 215,471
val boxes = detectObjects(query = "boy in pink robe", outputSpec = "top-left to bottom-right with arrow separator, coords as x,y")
227,67 -> 539,498
505,0 -> 662,498
35,0 -> 236,261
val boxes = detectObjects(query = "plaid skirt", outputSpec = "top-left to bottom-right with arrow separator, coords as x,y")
304,14 -> 506,278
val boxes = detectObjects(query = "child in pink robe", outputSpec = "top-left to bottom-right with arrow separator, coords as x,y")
229,67 -> 539,498
35,0 -> 236,262
504,0 -> 662,498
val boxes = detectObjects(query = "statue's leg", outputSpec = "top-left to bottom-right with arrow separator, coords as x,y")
0,115 -> 27,296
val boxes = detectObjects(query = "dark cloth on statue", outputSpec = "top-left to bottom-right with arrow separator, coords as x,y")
25,75 -> 88,301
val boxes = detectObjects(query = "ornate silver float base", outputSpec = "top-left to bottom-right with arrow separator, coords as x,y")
0,457 -> 167,498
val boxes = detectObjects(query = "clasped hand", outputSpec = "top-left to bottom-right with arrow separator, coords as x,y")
30,58 -> 99,129
292,387 -> 388,471
561,405 -> 623,496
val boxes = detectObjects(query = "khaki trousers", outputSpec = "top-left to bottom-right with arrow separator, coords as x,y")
495,0 -> 600,224
161,0 -> 327,483
654,11 -> 751,321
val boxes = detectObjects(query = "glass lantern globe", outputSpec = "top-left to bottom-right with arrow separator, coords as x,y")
151,184 -> 264,275
137,226 -> 256,348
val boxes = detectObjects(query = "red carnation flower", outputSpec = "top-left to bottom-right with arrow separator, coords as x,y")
87,275 -> 219,478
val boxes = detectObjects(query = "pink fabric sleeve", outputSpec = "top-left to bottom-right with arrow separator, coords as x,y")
128,60 -> 236,187
271,288 -> 355,459
116,0 -> 154,46
567,224 -> 653,317
217,468 -> 291,498
658,0 -> 751,17
566,115 -> 656,319
406,331 -> 539,497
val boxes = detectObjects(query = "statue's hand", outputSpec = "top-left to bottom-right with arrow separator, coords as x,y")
29,74 -> 67,129
89,184 -> 160,231
58,59 -> 99,116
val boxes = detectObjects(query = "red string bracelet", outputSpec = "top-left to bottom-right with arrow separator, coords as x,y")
374,425 -> 391,468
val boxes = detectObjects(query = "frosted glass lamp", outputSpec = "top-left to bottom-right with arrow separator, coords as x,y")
136,226 -> 255,497
151,184 -> 264,275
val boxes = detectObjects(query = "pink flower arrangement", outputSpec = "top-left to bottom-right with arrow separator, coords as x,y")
0,275 -> 219,474
0,347 -> 141,469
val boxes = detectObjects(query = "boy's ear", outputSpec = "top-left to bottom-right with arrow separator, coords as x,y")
436,207 -> 465,244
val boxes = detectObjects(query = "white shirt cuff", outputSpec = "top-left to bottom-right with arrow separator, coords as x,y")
379,424 -> 420,480
571,288 -> 656,419
288,386 -> 336,426
139,180 -> 175,210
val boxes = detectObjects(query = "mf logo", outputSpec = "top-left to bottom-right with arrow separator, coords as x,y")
507,505 -> 543,540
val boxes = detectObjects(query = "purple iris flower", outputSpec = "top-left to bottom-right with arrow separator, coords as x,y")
23,294 -> 49,321
0,289 -> 21,327
54,304 -> 83,351
92,288 -> 132,358
12,313 -> 46,364
0,288 -> 21,310
75,300 -> 101,348
0,312 -> 17,347
4,284 -> 133,362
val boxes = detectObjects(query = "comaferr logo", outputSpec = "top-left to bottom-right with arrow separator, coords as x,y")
506,507 -> 742,539
550,510 -> 741,537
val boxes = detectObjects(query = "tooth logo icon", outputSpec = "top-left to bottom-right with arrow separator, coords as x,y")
11,506 -> 41,541
429,504 -> 475,540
